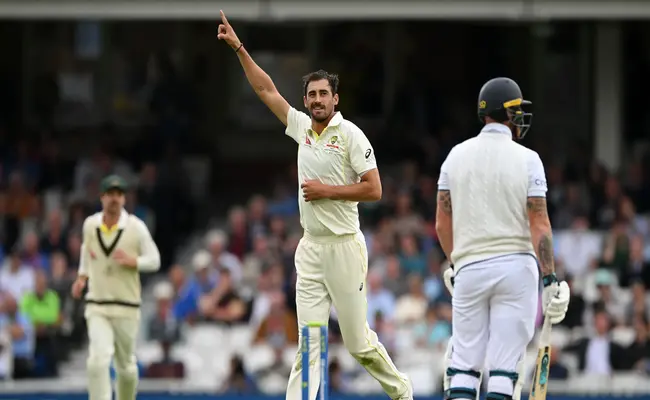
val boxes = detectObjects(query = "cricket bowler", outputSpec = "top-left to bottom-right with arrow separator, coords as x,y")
217,10 -> 413,400
71,174 -> 161,400
436,78 -> 571,400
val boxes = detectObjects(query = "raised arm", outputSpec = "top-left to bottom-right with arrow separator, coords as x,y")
217,10 -> 290,126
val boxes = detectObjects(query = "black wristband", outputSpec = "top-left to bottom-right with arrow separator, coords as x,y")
234,43 -> 243,53
542,273 -> 558,287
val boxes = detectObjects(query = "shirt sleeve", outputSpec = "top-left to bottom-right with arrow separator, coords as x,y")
527,151 -> 548,197
135,219 -> 161,272
348,129 -> 378,176
78,218 -> 91,277
437,155 -> 451,191
285,107 -> 311,143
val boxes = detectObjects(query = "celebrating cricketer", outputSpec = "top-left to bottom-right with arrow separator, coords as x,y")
218,10 -> 413,400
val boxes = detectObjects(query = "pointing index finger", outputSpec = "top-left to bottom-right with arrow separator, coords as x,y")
220,10 -> 230,26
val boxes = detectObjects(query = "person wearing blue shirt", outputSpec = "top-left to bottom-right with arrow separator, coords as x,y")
0,295 -> 34,379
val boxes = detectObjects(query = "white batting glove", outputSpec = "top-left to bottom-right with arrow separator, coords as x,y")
541,274 -> 570,324
443,266 -> 454,295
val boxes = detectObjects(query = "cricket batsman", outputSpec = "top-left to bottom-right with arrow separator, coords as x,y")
217,10 -> 413,400
71,174 -> 161,400
436,78 -> 571,400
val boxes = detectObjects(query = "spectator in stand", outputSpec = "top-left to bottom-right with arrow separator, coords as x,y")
20,270 -> 61,377
0,249 -> 35,302
0,294 -> 34,379
227,206 -> 250,260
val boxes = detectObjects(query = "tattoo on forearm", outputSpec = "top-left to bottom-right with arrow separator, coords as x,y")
437,190 -> 452,216
527,197 -> 548,218
537,234 -> 555,276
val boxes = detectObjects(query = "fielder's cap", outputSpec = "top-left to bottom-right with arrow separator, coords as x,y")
100,174 -> 128,193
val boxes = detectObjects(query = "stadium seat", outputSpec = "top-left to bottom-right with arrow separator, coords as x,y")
135,341 -> 162,365
243,344 -> 276,373
227,325 -> 254,356
186,325 -> 228,348
281,345 -> 299,368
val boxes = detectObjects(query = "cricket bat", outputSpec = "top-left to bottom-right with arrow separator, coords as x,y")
529,315 -> 552,400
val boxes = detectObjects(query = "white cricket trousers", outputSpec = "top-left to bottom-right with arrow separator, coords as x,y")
449,254 -> 539,397
86,311 -> 140,400
286,231 -> 410,400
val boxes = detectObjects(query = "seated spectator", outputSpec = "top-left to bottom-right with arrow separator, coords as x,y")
554,214 -> 601,281
625,236 -> 650,288
626,280 -> 650,324
394,274 -> 428,325
423,257 -> 445,302
413,303 -> 451,349
21,231 -> 48,271
374,311 -> 396,355
366,271 -> 396,330
254,291 -> 297,346
148,281 -> 181,345
200,268 -> 248,325
383,255 -> 407,297
0,294 -> 34,379
585,269 -> 626,328
20,271 -> 60,377
0,249 -> 35,301
220,356 -> 258,394
626,316 -> 650,372
168,264 -> 199,324
398,235 -> 426,276
206,230 -> 243,284
39,210 -> 68,255
145,341 -> 185,379
548,347 -> 569,380
564,308 -> 628,374
0,316 -> 10,379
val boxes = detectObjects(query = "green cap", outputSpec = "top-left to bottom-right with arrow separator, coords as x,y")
100,174 -> 128,193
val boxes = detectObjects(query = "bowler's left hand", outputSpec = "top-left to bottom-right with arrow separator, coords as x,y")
113,249 -> 137,268
301,180 -> 333,202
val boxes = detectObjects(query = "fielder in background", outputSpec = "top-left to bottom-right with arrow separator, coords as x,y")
217,10 -> 413,400
436,78 -> 571,400
71,175 -> 161,400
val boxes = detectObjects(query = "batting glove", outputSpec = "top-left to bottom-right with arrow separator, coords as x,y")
443,265 -> 455,295
541,273 -> 571,324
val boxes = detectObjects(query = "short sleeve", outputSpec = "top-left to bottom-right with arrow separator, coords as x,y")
348,129 -> 378,176
527,151 -> 547,197
438,157 -> 450,191
285,107 -> 311,143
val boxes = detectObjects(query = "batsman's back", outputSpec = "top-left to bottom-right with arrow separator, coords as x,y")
443,132 -> 539,269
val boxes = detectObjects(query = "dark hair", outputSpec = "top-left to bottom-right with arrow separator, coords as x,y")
302,69 -> 339,96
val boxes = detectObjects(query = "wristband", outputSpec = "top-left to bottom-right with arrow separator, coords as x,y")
234,43 -> 243,53
542,273 -> 558,287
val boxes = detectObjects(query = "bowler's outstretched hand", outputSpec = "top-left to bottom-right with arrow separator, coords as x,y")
217,10 -> 242,50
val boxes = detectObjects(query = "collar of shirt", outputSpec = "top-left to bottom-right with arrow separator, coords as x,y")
308,111 -> 344,137
96,208 -> 129,233
479,123 -> 512,139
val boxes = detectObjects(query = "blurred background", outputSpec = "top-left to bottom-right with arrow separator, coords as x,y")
1,0 -> 650,399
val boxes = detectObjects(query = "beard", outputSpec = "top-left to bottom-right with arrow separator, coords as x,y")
309,106 -> 331,122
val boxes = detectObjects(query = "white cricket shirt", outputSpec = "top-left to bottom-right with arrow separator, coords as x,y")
286,107 -> 378,236
437,123 -> 547,269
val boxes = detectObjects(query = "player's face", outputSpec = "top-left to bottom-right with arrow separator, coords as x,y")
304,79 -> 339,123
101,189 -> 126,213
